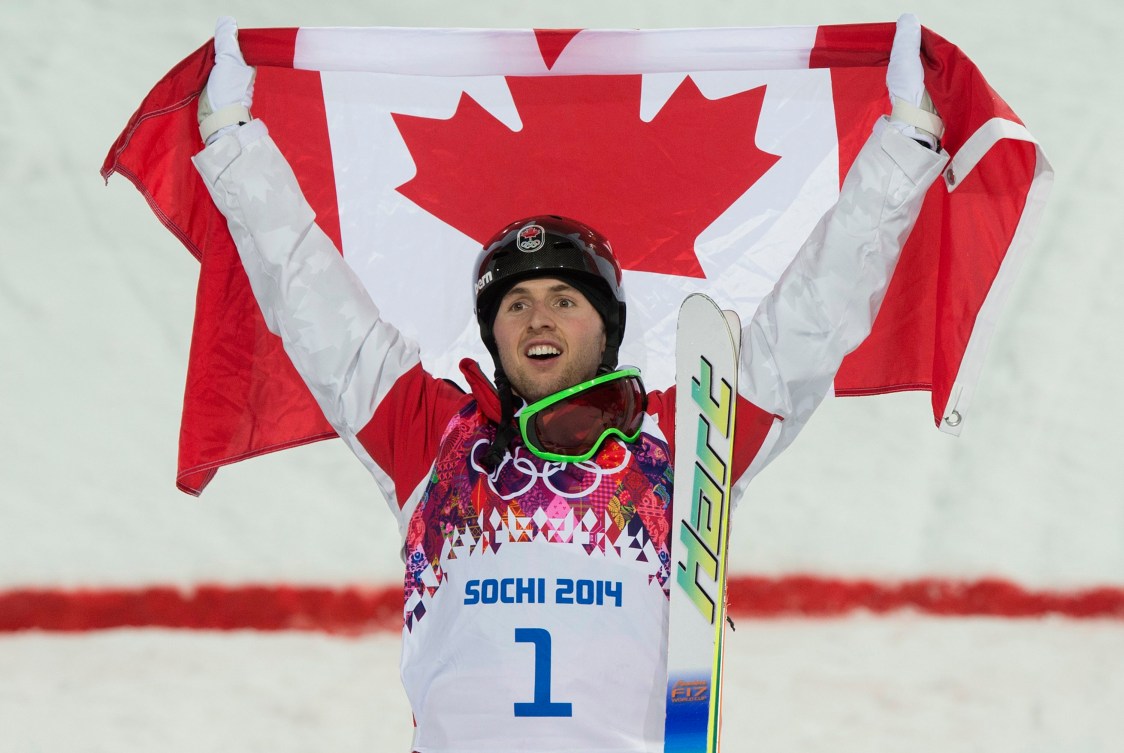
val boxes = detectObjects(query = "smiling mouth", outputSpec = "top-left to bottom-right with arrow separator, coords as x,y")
526,344 -> 562,360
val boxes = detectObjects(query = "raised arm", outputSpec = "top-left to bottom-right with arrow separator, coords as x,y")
191,19 -> 466,516
736,15 -> 950,482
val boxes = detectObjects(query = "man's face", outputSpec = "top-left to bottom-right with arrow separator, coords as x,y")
492,277 -> 607,403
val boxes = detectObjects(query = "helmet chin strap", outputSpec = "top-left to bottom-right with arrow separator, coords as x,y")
480,366 -> 517,472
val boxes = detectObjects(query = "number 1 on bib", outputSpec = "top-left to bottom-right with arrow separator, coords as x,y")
664,294 -> 740,753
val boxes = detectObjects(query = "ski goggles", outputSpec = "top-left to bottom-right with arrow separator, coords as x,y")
519,367 -> 647,463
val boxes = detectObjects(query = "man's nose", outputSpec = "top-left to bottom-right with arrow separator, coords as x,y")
526,301 -> 556,329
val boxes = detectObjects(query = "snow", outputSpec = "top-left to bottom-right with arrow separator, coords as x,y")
1,0 -> 1122,750
3,618 -> 1123,751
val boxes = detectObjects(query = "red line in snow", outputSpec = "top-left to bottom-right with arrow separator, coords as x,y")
1,577 -> 1122,634
0,585 -> 400,635
727,576 -> 1124,619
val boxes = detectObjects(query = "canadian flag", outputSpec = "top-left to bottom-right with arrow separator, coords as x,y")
102,23 -> 1051,495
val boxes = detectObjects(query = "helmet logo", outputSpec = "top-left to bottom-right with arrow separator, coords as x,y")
516,224 -> 546,253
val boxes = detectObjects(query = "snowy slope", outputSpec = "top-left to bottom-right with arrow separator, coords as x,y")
3,619 -> 1123,753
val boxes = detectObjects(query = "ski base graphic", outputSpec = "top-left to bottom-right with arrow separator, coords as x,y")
664,672 -> 714,752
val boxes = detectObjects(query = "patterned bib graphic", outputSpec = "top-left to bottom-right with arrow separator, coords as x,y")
403,403 -> 673,630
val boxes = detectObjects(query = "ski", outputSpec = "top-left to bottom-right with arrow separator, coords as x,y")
664,294 -> 740,753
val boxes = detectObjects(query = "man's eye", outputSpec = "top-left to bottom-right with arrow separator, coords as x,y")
556,298 -> 575,308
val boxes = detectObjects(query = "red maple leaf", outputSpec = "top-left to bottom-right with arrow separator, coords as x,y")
393,75 -> 780,279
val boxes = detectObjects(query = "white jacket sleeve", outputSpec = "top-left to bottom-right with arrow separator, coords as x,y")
191,120 -> 424,488
738,118 -> 949,479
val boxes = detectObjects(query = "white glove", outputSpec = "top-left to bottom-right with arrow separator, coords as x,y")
198,17 -> 256,145
886,13 -> 943,149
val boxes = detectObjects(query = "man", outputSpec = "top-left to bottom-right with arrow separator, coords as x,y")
193,15 -> 947,752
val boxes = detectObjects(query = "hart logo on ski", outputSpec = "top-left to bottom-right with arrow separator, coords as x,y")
665,294 -> 739,753
675,355 -> 733,624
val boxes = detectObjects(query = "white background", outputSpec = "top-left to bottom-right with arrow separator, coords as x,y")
1,0 -> 1122,751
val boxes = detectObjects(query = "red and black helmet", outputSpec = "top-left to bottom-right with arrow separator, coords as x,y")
474,216 -> 627,372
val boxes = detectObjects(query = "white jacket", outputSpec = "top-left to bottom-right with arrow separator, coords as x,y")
194,117 -> 947,752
